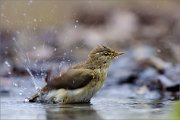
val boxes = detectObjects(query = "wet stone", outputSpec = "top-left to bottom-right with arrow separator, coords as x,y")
0,77 -> 12,95
164,64 -> 180,84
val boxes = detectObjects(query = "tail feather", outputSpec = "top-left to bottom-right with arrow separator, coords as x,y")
28,70 -> 52,102
28,85 -> 49,102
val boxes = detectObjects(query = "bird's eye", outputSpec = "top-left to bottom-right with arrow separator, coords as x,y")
104,52 -> 110,56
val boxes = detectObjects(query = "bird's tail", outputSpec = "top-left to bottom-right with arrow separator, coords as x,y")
28,70 -> 52,102
28,85 -> 50,102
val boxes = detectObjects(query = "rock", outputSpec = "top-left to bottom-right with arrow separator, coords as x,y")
164,64 -> 180,84
97,84 -> 137,98
166,85 -> 180,92
158,75 -> 176,88
0,77 -> 12,95
136,85 -> 163,100
107,55 -> 140,85
145,79 -> 164,92
137,67 -> 159,86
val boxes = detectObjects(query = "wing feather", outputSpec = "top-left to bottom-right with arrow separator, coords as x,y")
47,69 -> 94,89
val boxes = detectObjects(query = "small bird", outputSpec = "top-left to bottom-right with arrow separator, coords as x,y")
28,45 -> 124,104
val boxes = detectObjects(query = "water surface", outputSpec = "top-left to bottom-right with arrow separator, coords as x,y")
0,77 -> 173,120
1,95 -> 172,120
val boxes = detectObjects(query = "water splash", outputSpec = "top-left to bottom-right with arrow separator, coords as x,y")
33,46 -> 36,50
12,36 -> 39,90
25,68 -> 39,90
27,0 -> 33,6
4,61 -> 11,67
74,25 -> 77,28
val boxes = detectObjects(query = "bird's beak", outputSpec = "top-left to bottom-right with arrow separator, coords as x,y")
113,52 -> 125,57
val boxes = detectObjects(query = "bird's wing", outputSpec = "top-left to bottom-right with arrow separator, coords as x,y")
47,69 -> 95,89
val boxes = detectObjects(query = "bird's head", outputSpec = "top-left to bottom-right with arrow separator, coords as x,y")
88,45 -> 124,65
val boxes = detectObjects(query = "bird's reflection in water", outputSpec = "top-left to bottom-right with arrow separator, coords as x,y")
46,103 -> 103,120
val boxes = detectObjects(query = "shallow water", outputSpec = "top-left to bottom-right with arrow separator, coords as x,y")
1,95 -> 173,120
0,77 -> 174,120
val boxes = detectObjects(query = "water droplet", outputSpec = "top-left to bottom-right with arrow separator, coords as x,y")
75,20 -> 79,23
8,71 -> 11,75
33,46 -> 36,50
54,48 -> 57,51
68,59 -> 70,62
157,49 -> 161,53
33,18 -> 37,22
22,13 -> 26,16
28,0 -> 33,6
13,83 -> 18,87
4,61 -> 11,67
74,25 -> 77,28
64,52 -> 67,55
33,27 -> 37,31
19,92 -> 22,95
70,49 -> 73,52
23,88 -> 27,90
16,31 -> 20,34
24,98 -> 29,102
1,13 -> 4,17
6,19 -> 10,23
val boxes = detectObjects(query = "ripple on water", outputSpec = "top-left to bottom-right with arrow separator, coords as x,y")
1,94 -> 173,120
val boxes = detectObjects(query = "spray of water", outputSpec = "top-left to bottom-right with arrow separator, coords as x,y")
13,37 -> 39,90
